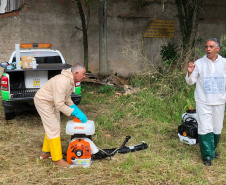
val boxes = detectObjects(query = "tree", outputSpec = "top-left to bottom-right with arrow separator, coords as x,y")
99,0 -> 108,75
74,0 -> 91,71
74,0 -> 108,74
175,0 -> 203,68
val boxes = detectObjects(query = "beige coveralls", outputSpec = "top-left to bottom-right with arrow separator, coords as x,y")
34,68 -> 74,139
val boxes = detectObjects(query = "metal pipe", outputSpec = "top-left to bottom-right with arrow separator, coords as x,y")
15,44 -> 20,69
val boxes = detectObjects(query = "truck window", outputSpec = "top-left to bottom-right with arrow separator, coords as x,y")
11,51 -> 63,64
12,56 -> 62,64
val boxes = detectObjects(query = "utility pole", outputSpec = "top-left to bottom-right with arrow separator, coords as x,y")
99,0 -> 108,74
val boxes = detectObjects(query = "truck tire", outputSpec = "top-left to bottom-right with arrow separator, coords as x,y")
4,111 -> 16,120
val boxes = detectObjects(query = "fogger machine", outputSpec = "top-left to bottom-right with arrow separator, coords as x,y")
66,118 -> 148,167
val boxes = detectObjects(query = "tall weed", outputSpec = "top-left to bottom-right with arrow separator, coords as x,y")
128,70 -> 195,123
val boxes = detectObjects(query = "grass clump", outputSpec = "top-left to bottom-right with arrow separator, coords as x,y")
98,85 -> 116,95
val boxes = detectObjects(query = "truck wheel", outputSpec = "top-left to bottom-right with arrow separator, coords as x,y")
4,111 -> 16,120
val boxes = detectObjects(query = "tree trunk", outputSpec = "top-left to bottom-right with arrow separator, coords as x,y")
99,0 -> 108,75
76,0 -> 89,71
175,0 -> 203,70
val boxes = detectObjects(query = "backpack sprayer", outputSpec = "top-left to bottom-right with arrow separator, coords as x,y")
178,109 -> 198,145
66,118 -> 148,168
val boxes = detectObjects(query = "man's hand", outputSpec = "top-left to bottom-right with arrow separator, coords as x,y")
70,104 -> 87,123
71,109 -> 87,123
187,62 -> 196,77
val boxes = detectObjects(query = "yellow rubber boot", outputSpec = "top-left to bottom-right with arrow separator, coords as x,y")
48,136 -> 63,161
40,133 -> 51,159
48,137 -> 69,167
42,133 -> 50,152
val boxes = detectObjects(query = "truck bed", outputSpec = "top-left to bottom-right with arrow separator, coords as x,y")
5,63 -> 72,100
5,63 -> 72,72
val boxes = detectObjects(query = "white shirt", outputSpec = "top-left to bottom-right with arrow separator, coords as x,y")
186,55 -> 226,105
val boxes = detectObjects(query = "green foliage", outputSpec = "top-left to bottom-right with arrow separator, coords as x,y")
129,73 -> 156,89
160,43 -> 178,63
195,47 -> 204,57
195,37 -> 204,45
98,85 -> 116,95
159,43 -> 178,72
88,71 -> 196,129
195,37 -> 205,57
219,35 -> 226,57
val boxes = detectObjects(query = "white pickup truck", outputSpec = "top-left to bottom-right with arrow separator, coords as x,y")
0,43 -> 81,120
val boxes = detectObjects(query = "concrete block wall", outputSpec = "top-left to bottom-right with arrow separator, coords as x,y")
0,12 -> 22,73
0,0 -> 225,76
0,0 -> 82,75
189,0 -> 226,59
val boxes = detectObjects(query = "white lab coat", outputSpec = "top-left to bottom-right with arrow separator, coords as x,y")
186,55 -> 226,134
186,55 -> 226,105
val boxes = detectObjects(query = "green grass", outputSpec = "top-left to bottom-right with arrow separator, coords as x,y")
0,72 -> 226,184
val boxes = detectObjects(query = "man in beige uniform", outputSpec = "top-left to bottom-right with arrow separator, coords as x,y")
34,63 -> 87,167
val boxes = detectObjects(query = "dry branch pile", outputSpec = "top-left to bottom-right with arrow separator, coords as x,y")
83,73 -> 130,87
83,73 -> 140,96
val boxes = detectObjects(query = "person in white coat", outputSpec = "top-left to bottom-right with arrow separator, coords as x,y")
185,38 -> 226,166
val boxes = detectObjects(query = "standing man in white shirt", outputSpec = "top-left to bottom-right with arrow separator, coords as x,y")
186,38 -> 226,166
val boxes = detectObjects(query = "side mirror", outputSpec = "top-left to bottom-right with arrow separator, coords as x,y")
1,62 -> 9,68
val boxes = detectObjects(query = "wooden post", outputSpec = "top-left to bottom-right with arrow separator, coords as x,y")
99,0 -> 108,74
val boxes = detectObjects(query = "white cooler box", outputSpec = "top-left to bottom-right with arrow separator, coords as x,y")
24,71 -> 48,88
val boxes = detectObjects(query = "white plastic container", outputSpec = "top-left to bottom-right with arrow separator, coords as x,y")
182,111 -> 198,123
178,133 -> 197,145
24,71 -> 48,88
66,120 -> 95,135
32,58 -> 37,69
